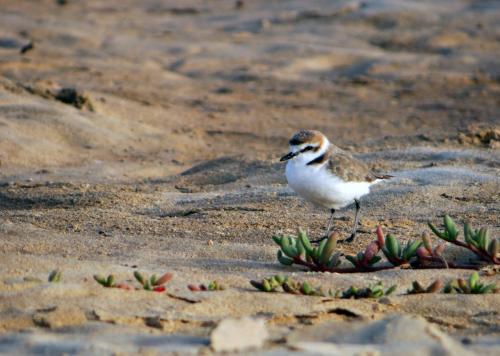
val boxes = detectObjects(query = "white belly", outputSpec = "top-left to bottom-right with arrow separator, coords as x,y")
285,161 -> 371,209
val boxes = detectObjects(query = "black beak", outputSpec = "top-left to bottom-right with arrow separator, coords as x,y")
280,151 -> 298,162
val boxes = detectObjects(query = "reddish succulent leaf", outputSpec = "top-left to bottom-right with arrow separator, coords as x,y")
416,247 -> 431,258
155,273 -> 173,286
376,226 -> 385,247
363,241 -> 380,264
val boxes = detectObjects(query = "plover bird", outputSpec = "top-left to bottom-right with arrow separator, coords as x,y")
280,129 -> 391,243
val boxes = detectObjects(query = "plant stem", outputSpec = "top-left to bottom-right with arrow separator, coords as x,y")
450,240 -> 497,264
292,256 -> 481,273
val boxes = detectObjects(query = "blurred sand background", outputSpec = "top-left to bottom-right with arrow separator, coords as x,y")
0,0 -> 499,354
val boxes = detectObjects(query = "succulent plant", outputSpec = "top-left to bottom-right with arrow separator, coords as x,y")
250,275 -> 335,297
346,241 -> 382,268
443,272 -> 497,294
428,215 -> 459,242
464,223 -> 498,261
381,234 -> 422,266
428,215 -> 499,264
416,232 -> 449,266
94,271 -> 172,292
340,282 -> 397,299
272,220 -> 496,273
188,280 -> 226,292
273,230 -> 385,272
273,227 -> 425,272
93,274 -> 116,288
407,280 -> 443,294
282,280 -> 334,297
134,271 -> 172,292
48,269 -> 62,283
250,275 -> 288,292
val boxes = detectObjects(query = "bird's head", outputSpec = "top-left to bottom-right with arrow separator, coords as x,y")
280,130 -> 329,163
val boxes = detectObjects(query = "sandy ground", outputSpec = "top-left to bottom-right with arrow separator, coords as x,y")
0,0 -> 499,354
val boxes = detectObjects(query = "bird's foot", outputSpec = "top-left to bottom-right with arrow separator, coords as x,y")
312,231 -> 357,244
310,235 -> 328,244
337,233 -> 355,244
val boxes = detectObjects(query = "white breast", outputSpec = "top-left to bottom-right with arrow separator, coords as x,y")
285,160 -> 371,209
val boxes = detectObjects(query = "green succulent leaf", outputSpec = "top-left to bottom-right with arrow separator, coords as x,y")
463,223 -> 474,243
48,269 -> 62,283
93,275 -> 107,286
150,274 -> 157,286
478,228 -> 489,250
409,281 -> 425,294
106,275 -> 115,287
281,237 -> 298,258
134,271 -> 145,285
478,283 -> 496,294
368,256 -> 382,265
468,234 -> 481,248
274,275 -> 286,284
428,222 -> 448,240
386,235 -> 400,258
298,230 -> 313,255
385,284 -> 397,296
296,238 -> 305,256
443,215 -> 458,240
301,282 -> 313,295
320,234 -> 337,265
402,240 -> 422,261
469,272 -> 479,290
272,235 -> 283,246
443,284 -> 454,294
250,280 -> 265,291
277,250 -> 294,265
318,238 -> 327,255
311,247 -> 320,260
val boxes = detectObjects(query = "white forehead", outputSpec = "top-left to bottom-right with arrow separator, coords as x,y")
289,140 -> 326,152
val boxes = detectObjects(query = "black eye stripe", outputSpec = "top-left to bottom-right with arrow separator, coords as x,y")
301,146 -> 314,152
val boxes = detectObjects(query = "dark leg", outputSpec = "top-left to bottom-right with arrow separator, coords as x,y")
339,199 -> 360,244
310,209 -> 335,244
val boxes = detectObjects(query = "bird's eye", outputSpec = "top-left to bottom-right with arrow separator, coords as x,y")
301,146 -> 314,152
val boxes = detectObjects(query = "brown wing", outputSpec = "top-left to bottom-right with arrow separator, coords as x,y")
308,145 -> 392,182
